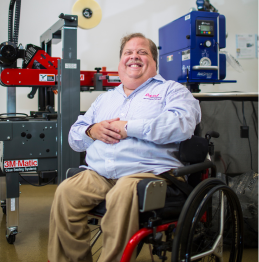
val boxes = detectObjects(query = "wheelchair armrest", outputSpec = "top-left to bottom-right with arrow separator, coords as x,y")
137,179 -> 167,213
172,161 -> 216,177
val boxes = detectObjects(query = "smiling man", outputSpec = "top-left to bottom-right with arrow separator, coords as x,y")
119,36 -> 157,93
48,33 -> 201,262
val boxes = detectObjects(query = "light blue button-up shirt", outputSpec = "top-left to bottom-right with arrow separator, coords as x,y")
68,74 -> 201,179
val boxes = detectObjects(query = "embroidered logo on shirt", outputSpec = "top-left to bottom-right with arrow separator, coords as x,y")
144,93 -> 162,100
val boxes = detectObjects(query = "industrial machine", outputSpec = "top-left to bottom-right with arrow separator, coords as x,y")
0,0 -> 120,244
158,0 -> 236,92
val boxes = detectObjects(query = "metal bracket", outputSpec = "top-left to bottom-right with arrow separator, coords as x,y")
6,226 -> 18,237
27,87 -> 38,99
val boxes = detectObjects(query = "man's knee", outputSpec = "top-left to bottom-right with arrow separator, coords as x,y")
55,171 -> 85,201
54,179 -> 71,201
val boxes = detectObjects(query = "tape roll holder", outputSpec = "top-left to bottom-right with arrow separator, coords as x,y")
59,13 -> 78,24
82,8 -> 93,19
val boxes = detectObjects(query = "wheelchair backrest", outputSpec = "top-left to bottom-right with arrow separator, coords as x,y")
179,135 -> 209,188
179,135 -> 209,164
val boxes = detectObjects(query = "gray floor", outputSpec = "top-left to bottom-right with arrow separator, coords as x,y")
0,184 -> 258,262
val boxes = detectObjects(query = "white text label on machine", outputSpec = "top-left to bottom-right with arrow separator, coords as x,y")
65,63 -> 77,69
4,159 -> 38,173
11,198 -> 15,211
182,50 -> 190,61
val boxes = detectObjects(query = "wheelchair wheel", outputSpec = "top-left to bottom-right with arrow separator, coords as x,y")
172,178 -> 244,262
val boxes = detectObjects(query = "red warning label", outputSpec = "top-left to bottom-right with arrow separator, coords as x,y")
4,159 -> 38,172
80,74 -> 85,81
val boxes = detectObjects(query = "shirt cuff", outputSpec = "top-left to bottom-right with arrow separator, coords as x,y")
81,126 -> 95,145
127,119 -> 144,139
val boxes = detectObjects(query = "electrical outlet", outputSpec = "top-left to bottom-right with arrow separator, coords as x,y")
240,126 -> 249,138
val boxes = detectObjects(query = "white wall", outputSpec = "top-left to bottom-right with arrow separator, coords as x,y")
0,0 -> 258,114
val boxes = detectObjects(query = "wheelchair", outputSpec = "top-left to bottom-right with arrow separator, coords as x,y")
66,131 -> 244,262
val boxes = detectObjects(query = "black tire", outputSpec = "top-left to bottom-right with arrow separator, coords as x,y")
172,178 -> 244,262
6,233 -> 16,244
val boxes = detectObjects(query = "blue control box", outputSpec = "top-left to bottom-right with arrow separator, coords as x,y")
159,11 -> 229,84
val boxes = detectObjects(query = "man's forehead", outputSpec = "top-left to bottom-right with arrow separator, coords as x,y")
124,47 -> 149,51
124,38 -> 150,51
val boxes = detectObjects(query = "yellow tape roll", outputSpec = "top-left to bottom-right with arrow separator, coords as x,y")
72,0 -> 102,29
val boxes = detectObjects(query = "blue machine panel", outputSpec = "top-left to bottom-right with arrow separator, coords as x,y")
159,14 -> 191,56
159,11 -> 228,84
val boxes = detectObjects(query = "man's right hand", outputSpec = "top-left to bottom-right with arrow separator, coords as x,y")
89,118 -> 122,144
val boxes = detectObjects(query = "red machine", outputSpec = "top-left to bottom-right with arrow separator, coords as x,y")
0,44 -> 120,90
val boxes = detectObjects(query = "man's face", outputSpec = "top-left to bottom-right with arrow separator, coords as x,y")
118,37 -> 157,84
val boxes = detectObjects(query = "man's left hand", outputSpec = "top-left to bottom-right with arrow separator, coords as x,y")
110,121 -> 128,139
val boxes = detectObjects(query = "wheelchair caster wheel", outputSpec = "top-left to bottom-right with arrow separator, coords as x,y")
6,233 -> 16,244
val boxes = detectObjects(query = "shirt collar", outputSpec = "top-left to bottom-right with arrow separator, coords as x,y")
152,74 -> 166,83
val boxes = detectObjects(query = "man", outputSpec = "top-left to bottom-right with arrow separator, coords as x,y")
48,33 -> 201,262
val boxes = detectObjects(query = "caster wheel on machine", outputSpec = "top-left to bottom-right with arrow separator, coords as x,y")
6,231 -> 16,244
2,206 -> 6,215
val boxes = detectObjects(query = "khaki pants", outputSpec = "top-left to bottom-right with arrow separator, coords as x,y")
48,170 -> 168,262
